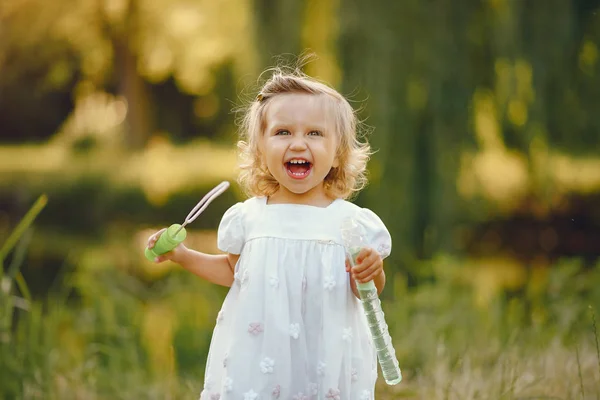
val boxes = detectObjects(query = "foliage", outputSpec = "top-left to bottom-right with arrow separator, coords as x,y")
337,0 -> 600,266
2,198 -> 599,399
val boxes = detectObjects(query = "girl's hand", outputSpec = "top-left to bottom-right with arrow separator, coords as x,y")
345,247 -> 383,283
147,228 -> 188,264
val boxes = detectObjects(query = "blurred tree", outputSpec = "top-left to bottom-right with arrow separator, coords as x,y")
337,0 -> 600,276
253,0 -> 304,67
338,0 -> 475,272
0,0 -> 255,147
102,0 -> 154,149
0,1 -> 79,143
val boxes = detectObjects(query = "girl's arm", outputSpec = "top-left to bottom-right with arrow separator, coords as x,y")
174,248 -> 239,287
148,228 -> 239,287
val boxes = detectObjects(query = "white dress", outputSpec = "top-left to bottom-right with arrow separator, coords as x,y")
199,197 -> 392,400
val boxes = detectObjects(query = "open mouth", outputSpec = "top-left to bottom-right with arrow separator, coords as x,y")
285,159 -> 312,179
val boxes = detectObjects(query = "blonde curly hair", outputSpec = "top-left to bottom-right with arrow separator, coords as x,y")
237,67 -> 372,200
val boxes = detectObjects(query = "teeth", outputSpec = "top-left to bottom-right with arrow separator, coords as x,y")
289,159 -> 308,164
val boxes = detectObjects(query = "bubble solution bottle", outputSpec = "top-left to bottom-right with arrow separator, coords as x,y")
144,181 -> 230,262
341,218 -> 402,385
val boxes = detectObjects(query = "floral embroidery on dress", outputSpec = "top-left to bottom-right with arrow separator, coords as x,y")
272,384 -> 281,398
359,390 -> 372,400
210,394 -> 220,400
222,353 -> 228,368
244,389 -> 258,400
269,275 -> 279,288
317,361 -> 326,376
223,377 -> 233,392
308,382 -> 318,396
342,327 -> 353,342
260,357 -> 275,374
325,388 -> 341,400
323,275 -> 336,291
351,368 -> 358,382
289,323 -> 300,339
292,392 -> 309,400
248,322 -> 263,335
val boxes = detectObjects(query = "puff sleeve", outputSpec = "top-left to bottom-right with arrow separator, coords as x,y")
217,202 -> 245,254
355,208 -> 392,259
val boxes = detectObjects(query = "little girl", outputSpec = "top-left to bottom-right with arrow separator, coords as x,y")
147,68 -> 392,400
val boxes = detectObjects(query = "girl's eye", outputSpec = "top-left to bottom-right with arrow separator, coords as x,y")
275,130 -> 290,136
308,131 -> 323,137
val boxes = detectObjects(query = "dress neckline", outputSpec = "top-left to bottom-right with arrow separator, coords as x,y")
262,196 -> 341,210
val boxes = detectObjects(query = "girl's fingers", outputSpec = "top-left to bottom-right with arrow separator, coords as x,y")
350,248 -> 373,276
355,247 -> 372,264
358,270 -> 381,283
353,261 -> 382,281
154,250 -> 173,263
147,228 -> 167,248
352,250 -> 378,273
350,247 -> 382,279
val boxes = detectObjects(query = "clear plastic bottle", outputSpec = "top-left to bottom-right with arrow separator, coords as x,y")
341,218 -> 402,385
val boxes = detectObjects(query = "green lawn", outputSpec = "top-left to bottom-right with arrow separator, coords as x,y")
2,217 -> 599,399
1,145 -> 600,399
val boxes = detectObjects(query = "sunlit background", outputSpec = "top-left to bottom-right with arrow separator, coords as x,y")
1,0 -> 600,398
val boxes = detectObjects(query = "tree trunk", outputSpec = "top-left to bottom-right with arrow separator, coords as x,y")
109,0 -> 154,150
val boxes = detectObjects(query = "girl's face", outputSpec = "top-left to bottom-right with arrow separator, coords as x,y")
260,93 -> 339,205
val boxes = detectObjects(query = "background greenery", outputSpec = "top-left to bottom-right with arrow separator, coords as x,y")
1,0 -> 600,398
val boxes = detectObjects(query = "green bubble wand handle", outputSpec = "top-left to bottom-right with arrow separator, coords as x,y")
341,217 -> 402,385
144,181 -> 230,261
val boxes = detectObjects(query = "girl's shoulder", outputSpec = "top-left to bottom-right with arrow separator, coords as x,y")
217,197 -> 263,254
335,199 -> 383,220
222,196 -> 263,216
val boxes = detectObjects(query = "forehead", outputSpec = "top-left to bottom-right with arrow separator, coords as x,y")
264,93 -> 337,129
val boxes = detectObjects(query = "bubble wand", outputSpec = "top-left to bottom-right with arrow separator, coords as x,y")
341,217 -> 402,385
144,181 -> 230,261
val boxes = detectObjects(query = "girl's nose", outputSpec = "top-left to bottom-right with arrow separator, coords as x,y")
289,135 -> 307,150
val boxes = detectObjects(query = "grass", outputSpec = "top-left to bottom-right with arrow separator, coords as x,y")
2,198 -> 600,399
